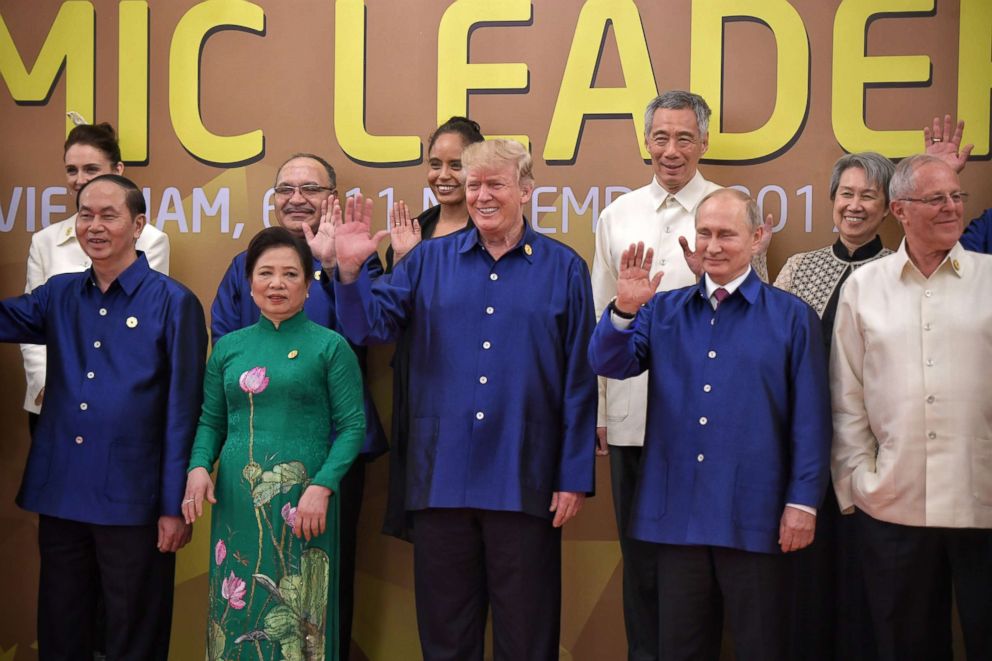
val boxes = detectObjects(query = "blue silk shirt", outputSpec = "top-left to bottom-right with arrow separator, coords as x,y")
0,254 -> 207,525
334,223 -> 597,520
210,251 -> 387,457
588,271 -> 831,553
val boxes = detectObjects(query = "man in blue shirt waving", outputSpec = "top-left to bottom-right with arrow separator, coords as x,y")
589,188 -> 831,661
0,174 -> 207,660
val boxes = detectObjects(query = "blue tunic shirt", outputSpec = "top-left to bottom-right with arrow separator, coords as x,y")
962,209 -> 992,254
210,251 -> 387,457
334,223 -> 597,520
0,254 -> 207,525
588,271 -> 831,553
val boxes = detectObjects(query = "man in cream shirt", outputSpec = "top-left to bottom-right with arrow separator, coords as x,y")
831,154 -> 992,660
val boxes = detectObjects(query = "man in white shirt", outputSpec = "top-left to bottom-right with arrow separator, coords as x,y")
831,154 -> 992,660
590,90 -> 767,660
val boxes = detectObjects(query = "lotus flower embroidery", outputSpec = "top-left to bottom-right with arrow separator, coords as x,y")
221,571 -> 247,610
215,539 -> 227,566
281,502 -> 298,529
239,367 -> 269,394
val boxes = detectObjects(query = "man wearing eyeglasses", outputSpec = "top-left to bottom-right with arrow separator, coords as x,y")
831,154 -> 992,660
210,153 -> 387,661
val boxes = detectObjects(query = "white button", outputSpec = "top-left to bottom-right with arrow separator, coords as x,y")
80,402 -> 88,411
475,411 -> 485,420
708,350 -> 717,359
482,341 -> 492,349
75,436 -> 84,445
99,308 -> 108,316
490,273 -> 498,281
87,372 -> 95,379
699,416 -> 708,425
926,359 -> 934,367
928,431 -> 937,439
923,323 -> 932,331
710,318 -> 715,326
486,306 -> 494,315
924,290 -> 932,297
926,395 -> 935,404
703,384 -> 712,393
660,259 -> 667,266
93,340 -> 102,348
665,227 -> 672,233
697,454 -> 704,462
479,376 -> 488,384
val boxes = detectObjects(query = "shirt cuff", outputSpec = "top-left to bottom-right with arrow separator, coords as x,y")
786,503 -> 817,516
610,311 -> 634,330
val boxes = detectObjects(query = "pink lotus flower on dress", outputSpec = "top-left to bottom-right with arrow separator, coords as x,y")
239,367 -> 269,394
214,539 -> 226,566
221,571 -> 247,610
281,502 -> 298,528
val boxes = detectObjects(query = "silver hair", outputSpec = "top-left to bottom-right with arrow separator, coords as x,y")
695,188 -> 761,232
829,152 -> 895,204
644,90 -> 711,140
889,154 -> 947,201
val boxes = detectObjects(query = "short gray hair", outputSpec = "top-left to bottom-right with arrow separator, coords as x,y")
829,152 -> 895,205
695,188 -> 761,232
889,154 -> 946,201
275,153 -> 337,189
644,90 -> 711,140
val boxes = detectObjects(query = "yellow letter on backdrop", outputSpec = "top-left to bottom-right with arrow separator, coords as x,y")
119,1 -> 148,162
832,0 -> 933,157
690,0 -> 809,161
334,0 -> 420,165
0,1 -> 94,136
437,0 -> 531,148
544,0 -> 657,162
169,0 -> 265,165
958,0 -> 992,157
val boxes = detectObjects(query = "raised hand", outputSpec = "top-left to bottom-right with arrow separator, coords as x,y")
301,197 -> 340,269
678,235 -> 703,278
616,242 -> 663,314
756,213 -> 773,255
924,114 -> 973,174
389,201 -> 422,263
333,193 -> 389,284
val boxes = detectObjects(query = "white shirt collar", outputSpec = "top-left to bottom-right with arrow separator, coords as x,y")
648,170 -> 709,212
704,266 -> 752,301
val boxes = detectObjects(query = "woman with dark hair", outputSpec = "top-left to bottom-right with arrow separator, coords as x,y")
381,117 -> 485,539
21,119 -> 169,434
183,226 -> 365,660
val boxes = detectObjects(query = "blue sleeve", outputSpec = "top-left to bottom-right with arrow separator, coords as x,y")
556,258 -> 598,494
161,291 -> 208,516
784,304 -> 832,509
333,255 -> 416,345
961,209 -> 992,254
0,284 -> 50,344
587,301 -> 652,381
210,258 -> 245,346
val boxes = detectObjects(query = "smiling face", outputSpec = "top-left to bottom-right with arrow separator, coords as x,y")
427,132 -> 468,208
891,161 -> 965,259
75,179 -> 144,268
465,161 -> 532,241
695,192 -> 762,285
274,157 -> 335,236
65,144 -> 123,192
832,166 -> 888,250
645,107 -> 708,194
250,245 -> 309,323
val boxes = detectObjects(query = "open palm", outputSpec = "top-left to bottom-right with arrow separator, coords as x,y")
616,242 -> 663,313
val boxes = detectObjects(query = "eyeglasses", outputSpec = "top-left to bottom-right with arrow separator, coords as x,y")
650,136 -> 698,149
899,192 -> 969,207
273,184 -> 335,198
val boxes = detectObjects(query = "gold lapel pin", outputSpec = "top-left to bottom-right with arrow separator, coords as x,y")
314,270 -> 322,280
524,244 -> 533,256
952,258 -> 961,271
126,316 -> 138,328
288,350 -> 299,359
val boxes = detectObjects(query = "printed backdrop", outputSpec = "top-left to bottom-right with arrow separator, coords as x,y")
1,1 -> 989,658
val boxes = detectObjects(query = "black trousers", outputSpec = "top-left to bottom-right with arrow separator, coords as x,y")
655,543 -> 789,661
609,445 -> 660,661
337,455 -> 366,661
412,508 -> 561,661
37,515 -> 175,661
856,510 -> 992,661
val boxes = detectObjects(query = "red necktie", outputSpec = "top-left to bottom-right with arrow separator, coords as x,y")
713,287 -> 729,307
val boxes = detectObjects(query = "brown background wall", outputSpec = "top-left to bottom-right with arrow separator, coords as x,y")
1,1 -> 989,658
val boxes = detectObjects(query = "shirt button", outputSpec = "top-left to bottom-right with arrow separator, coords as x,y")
99,308 -> 108,316
697,454 -> 704,462
490,273 -> 498,281
87,372 -> 95,379
665,227 -> 672,233
479,376 -> 488,384
926,359 -> 934,367
923,323 -> 932,331
476,411 -> 485,420
660,259 -> 667,266
482,341 -> 492,349
924,290 -> 932,297
93,340 -> 102,349
703,384 -> 712,393
926,395 -> 935,404
699,416 -> 708,425
708,350 -> 717,359
928,431 -> 937,439
486,306 -> 494,315
75,436 -> 84,445
79,402 -> 88,411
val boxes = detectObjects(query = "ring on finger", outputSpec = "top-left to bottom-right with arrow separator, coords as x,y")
932,137 -> 942,143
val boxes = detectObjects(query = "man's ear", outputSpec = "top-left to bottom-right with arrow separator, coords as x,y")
132,213 -> 146,241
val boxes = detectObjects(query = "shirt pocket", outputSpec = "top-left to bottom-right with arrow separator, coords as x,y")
605,377 -> 630,423
105,440 -> 160,504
